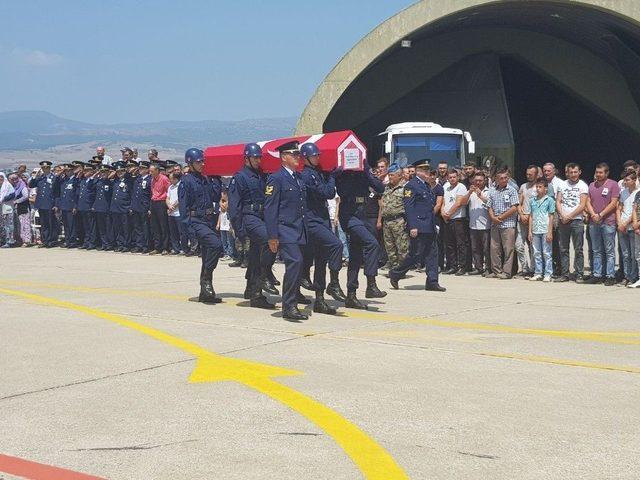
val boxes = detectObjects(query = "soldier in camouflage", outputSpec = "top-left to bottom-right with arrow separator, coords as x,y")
379,164 -> 409,270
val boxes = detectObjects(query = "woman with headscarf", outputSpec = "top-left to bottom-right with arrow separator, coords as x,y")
8,173 -> 32,245
0,172 -> 16,247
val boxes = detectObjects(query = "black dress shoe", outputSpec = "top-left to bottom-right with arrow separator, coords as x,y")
365,284 -> 387,298
198,281 -> 222,303
262,280 -> 279,295
296,292 -> 312,305
425,283 -> 446,292
283,307 -> 308,321
268,275 -> 281,286
250,295 -> 276,309
389,274 -> 400,290
325,282 -> 347,302
300,277 -> 315,291
345,292 -> 368,310
313,299 -> 337,315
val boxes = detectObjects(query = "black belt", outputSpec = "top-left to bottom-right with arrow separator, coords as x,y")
243,203 -> 264,213
189,208 -> 215,217
383,214 -> 405,222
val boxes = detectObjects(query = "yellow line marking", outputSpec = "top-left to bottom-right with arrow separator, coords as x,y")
0,287 -> 408,480
477,352 -> 640,374
2,279 -> 640,345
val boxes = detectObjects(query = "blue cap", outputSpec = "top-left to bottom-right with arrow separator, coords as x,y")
388,163 -> 401,174
300,142 -> 320,158
185,148 -> 204,164
244,143 -> 263,157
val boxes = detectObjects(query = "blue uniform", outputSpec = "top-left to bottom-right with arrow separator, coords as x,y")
178,172 -> 223,285
228,166 -> 276,296
93,177 -> 113,249
335,169 -> 384,291
264,167 -> 307,310
56,174 -> 80,247
110,175 -> 134,250
77,176 -> 97,248
131,174 -> 151,251
299,165 -> 343,290
29,172 -> 59,246
390,176 -> 439,285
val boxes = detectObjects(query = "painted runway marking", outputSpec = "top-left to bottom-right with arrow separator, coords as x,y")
0,287 -> 408,480
0,453 -> 105,480
3,279 -> 639,345
477,352 -> 640,374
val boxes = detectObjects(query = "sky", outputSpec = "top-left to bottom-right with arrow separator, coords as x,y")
0,0 -> 414,124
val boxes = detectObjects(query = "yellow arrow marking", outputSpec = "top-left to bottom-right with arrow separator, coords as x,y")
0,287 -> 408,480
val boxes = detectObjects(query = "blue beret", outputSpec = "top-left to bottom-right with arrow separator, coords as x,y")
388,163 -> 401,173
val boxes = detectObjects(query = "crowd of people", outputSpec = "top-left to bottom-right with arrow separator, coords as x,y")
1,145 -> 639,293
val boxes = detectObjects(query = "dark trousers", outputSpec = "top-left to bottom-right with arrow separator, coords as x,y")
552,224 -> 561,275
188,217 -> 222,284
95,212 -> 113,248
308,221 -> 343,291
61,210 -> 78,247
38,208 -> 58,245
132,211 -> 150,251
111,212 -> 131,249
245,216 -> 276,295
342,217 -> 380,292
279,242 -> 304,310
558,219 -> 585,277
168,215 -> 188,253
437,215 -> 447,269
150,200 -> 170,252
391,233 -> 439,285
444,218 -> 468,270
79,210 -> 96,248
301,244 -> 314,281
469,229 -> 490,272
366,216 -> 387,267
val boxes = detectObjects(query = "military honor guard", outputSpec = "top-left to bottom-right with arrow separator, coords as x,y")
110,162 -> 134,252
56,163 -> 80,248
131,161 -> 152,253
28,160 -> 59,247
298,142 -> 347,315
178,148 -> 224,303
77,163 -> 98,249
264,141 -> 310,321
94,165 -> 114,250
228,143 -> 278,310
389,160 -> 446,292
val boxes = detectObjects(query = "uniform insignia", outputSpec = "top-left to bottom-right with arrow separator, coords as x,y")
265,185 -> 274,195
404,189 -> 413,197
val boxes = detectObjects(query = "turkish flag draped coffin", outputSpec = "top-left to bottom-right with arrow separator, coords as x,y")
203,130 -> 366,176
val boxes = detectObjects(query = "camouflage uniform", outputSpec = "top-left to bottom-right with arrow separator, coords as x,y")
381,183 -> 409,269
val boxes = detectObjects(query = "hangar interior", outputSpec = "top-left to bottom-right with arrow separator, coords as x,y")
321,2 -> 640,180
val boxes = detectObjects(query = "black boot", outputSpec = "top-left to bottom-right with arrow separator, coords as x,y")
296,291 -> 312,305
365,275 -> 387,298
313,292 -> 337,315
243,281 -> 253,300
326,270 -> 347,302
300,277 -> 314,291
267,270 -> 281,286
345,291 -> 368,310
261,276 -> 279,295
389,271 -> 400,290
283,306 -> 308,321
250,293 -> 276,309
198,280 -> 221,304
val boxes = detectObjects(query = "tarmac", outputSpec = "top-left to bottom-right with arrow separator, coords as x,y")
1,247 -> 639,480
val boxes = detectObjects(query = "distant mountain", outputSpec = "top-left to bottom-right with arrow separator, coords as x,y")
0,110 -> 297,150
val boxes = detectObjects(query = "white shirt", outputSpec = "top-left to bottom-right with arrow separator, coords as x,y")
558,179 -> 589,220
167,182 -> 180,217
327,195 -> 337,220
620,187 -> 640,230
443,182 -> 468,219
219,211 -> 231,231
519,182 -> 537,214
99,155 -> 113,166
468,188 -> 490,230
547,175 -> 564,199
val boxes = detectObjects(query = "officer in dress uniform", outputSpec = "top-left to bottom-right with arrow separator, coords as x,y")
228,143 -> 278,310
93,165 -> 114,250
264,141 -> 309,321
55,163 -> 80,248
178,148 -> 224,303
335,165 -> 387,309
131,161 -> 152,253
298,142 -> 347,315
110,162 -> 134,252
389,160 -> 446,292
77,163 -> 98,250
28,160 -> 59,247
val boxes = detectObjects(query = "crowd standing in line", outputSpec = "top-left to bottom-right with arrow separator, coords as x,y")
2,146 -> 640,317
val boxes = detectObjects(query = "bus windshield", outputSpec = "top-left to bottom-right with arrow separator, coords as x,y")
392,134 -> 462,168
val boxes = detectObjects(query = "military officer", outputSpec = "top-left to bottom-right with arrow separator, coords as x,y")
298,142 -> 347,315
335,165 -> 387,309
110,162 -> 134,252
228,143 -> 278,310
264,141 -> 309,321
131,161 -> 152,253
28,160 -> 59,247
389,160 -> 446,292
178,148 -> 224,303
93,165 -> 114,250
55,163 -> 80,248
380,163 -> 410,270
77,163 -> 98,250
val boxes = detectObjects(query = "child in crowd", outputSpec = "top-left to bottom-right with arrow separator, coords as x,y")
527,178 -> 555,282
216,192 -> 235,260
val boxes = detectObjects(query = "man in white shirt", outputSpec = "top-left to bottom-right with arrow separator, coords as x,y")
616,170 -> 639,285
442,169 -> 471,275
556,162 -> 589,282
543,162 -> 564,275
468,172 -> 491,275
96,146 -> 113,166
516,165 -> 538,277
